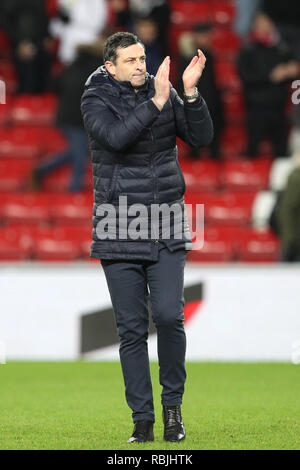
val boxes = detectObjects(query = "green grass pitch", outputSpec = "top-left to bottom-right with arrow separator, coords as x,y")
0,361 -> 300,450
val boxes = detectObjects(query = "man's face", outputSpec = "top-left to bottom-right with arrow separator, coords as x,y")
106,43 -> 147,88
134,19 -> 158,45
253,14 -> 276,36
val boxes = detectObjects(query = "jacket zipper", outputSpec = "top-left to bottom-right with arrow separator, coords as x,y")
149,128 -> 157,201
107,163 -> 120,202
149,127 -> 159,244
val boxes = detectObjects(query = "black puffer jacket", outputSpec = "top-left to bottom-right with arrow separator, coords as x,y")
81,65 -> 213,260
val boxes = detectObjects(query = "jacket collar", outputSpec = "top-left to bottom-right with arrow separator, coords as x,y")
84,64 -> 154,97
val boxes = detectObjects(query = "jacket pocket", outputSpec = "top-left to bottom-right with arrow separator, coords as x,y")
175,158 -> 186,194
106,164 -> 120,202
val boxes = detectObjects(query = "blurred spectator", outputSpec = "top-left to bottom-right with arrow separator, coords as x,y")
234,0 -> 262,38
129,0 -> 170,56
1,0 -> 52,93
262,0 -> 300,60
289,124 -> 300,155
268,191 -> 282,238
50,0 -> 108,64
238,13 -> 299,159
31,41 -> 104,192
278,152 -> 300,262
291,103 -> 300,151
110,0 -> 170,56
177,23 -> 224,160
133,17 -> 163,75
262,0 -> 300,152
109,0 -> 131,30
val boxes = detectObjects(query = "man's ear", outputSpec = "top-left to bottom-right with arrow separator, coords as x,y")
105,61 -> 116,77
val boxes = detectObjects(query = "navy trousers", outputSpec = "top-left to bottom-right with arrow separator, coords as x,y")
100,244 -> 187,423
37,125 -> 89,191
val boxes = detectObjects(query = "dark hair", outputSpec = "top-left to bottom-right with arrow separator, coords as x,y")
103,32 -> 144,64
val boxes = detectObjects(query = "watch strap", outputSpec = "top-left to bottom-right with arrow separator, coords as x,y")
183,87 -> 199,101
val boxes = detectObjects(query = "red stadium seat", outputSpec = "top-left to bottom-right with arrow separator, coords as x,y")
40,166 -> 72,192
170,0 -> 236,27
170,1 -> 212,26
0,104 -> 9,126
237,229 -> 280,262
209,224 -> 247,244
187,226 -> 235,262
1,193 -> 52,225
220,160 -> 272,191
0,227 -> 33,260
46,0 -> 59,17
0,127 -> 43,158
211,1 -> 236,26
39,161 -> 92,192
37,126 -> 68,155
185,191 -> 212,207
31,226 -> 82,261
10,94 -> 57,126
54,225 -> 92,240
0,101 -> 10,126
185,191 -> 256,227
2,192 -> 94,226
220,126 -> 248,158
53,225 -> 92,258
0,159 -> 35,191
55,225 -> 94,261
215,60 -> 242,91
187,226 -> 280,263
222,91 -> 246,122
1,225 -> 84,261
180,160 -> 219,192
0,60 -> 17,92
51,193 -> 93,225
205,191 -> 256,226
212,29 -> 240,57
0,222 -> 92,261
0,192 -> 11,222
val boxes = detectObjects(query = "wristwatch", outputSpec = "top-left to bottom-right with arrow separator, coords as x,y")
183,87 -> 199,101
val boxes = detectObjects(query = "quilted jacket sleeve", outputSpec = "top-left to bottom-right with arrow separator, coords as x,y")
170,85 -> 214,148
81,87 -> 161,152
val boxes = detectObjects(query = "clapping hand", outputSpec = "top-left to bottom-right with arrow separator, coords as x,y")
152,56 -> 170,111
182,49 -> 206,96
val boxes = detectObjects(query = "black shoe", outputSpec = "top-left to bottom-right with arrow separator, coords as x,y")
162,405 -> 186,442
127,420 -> 154,443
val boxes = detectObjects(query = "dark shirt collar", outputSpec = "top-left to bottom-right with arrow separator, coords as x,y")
84,64 -> 155,96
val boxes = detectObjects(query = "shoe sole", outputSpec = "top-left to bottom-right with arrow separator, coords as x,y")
164,435 -> 186,442
127,430 -> 154,443
127,437 -> 154,443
